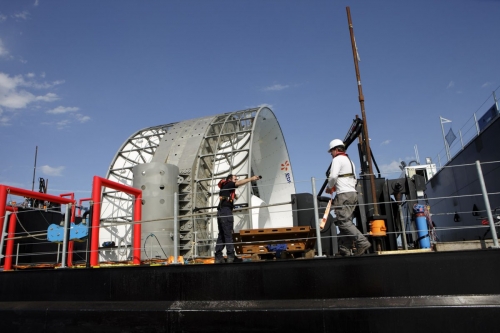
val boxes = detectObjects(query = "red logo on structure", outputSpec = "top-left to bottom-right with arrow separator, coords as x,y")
281,160 -> 290,171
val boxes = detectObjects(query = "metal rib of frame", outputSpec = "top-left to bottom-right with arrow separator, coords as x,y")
101,125 -> 171,259
191,109 -> 257,256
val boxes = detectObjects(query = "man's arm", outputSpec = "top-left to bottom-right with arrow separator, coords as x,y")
235,175 -> 260,187
327,159 -> 340,189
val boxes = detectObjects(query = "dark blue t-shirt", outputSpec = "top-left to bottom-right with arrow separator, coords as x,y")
220,181 -> 236,209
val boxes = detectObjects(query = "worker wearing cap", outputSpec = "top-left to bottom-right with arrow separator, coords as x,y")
326,139 -> 371,256
215,174 -> 261,263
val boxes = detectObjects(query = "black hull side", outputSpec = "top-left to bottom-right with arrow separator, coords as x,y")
1,249 -> 499,332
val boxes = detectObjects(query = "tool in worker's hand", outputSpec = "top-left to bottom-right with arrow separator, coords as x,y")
320,197 -> 332,229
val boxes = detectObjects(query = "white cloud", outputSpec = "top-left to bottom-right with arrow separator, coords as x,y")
380,160 -> 404,178
47,106 -> 79,114
41,111 -> 90,129
0,115 -> 9,126
56,119 -> 70,128
0,39 -> 8,57
40,165 -> 65,177
34,0 -> 39,6
0,72 -> 61,110
13,11 -> 30,20
22,76 -> 65,89
0,107 -> 10,125
0,89 -> 35,108
381,140 -> 391,145
0,14 -> 7,23
0,73 -> 85,128
35,93 -> 59,102
446,81 -> 455,89
0,72 -> 19,90
263,84 -> 289,91
482,82 -> 492,88
75,114 -> 90,123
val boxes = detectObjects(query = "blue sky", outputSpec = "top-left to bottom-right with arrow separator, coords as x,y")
1,0 -> 499,197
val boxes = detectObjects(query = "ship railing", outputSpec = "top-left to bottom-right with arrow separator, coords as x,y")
433,90 -> 499,170
2,163 -> 500,269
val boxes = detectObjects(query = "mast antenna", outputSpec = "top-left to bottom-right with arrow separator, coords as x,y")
346,6 -> 379,216
32,146 -> 38,192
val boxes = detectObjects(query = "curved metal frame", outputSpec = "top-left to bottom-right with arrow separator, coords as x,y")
100,107 -> 293,260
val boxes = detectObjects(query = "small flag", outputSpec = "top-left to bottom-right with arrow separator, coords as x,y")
440,116 -> 452,124
445,128 -> 456,147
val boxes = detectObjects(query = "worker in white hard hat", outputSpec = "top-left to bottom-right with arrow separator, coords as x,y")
326,139 -> 371,256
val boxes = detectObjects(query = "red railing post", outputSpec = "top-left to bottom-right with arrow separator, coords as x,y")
133,194 -> 142,265
0,185 -> 7,237
4,208 -> 18,271
90,177 -> 102,267
78,198 -> 92,217
89,176 -> 142,267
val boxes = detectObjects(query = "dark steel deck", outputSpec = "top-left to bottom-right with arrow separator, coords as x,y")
1,249 -> 499,332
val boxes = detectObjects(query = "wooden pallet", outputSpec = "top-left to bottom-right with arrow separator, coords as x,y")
232,226 -> 316,259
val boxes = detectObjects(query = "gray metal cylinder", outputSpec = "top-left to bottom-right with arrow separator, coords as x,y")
133,162 -> 179,260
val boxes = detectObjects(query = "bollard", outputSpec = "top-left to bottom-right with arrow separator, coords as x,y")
311,177 -> 324,257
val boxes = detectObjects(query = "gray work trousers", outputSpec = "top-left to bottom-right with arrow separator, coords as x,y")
333,191 -> 370,250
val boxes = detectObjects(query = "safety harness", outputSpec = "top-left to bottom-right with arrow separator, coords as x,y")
335,152 -> 356,179
217,179 -> 236,209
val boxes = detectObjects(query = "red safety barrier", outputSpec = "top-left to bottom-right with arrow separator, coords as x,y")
0,185 -> 76,271
90,176 -> 142,267
78,198 -> 92,217
1,206 -> 17,270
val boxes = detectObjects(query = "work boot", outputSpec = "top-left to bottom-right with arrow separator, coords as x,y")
214,257 -> 224,264
354,243 -> 371,256
338,245 -> 351,257
226,256 -> 235,263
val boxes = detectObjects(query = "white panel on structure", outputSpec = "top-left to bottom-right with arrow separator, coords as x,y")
250,195 -> 271,229
249,107 -> 295,228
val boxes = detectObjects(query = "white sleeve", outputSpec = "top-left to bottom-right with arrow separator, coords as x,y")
327,159 -> 340,188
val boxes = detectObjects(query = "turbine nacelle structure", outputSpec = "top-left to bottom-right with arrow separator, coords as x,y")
98,107 -> 295,260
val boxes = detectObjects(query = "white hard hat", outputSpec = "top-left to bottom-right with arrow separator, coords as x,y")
328,139 -> 344,152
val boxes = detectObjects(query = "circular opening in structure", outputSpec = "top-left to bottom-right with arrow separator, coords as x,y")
160,199 -> 165,204
141,185 -> 146,190
159,185 -> 165,190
